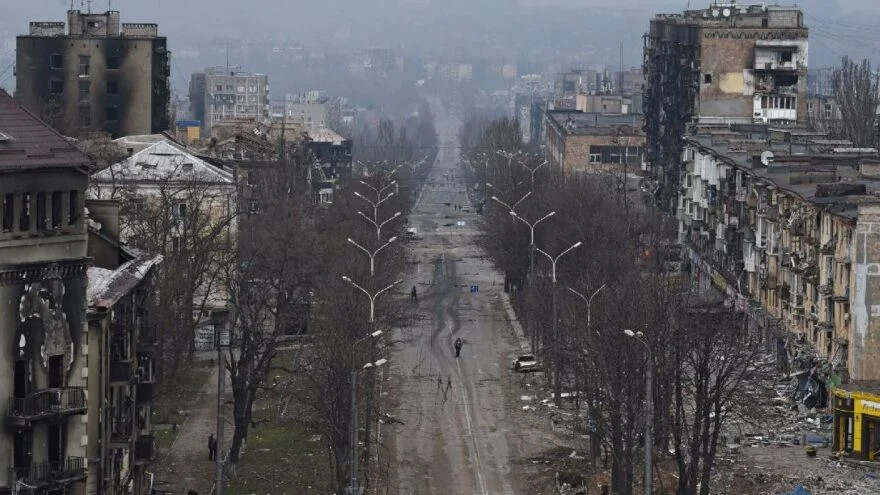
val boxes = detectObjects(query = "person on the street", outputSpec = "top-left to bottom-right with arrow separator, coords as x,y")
208,433 -> 217,461
454,338 -> 463,357
411,286 -> 418,302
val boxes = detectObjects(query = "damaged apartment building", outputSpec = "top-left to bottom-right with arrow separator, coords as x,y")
0,92 -> 162,494
678,123 -> 880,384
644,2 -> 808,211
15,8 -> 170,138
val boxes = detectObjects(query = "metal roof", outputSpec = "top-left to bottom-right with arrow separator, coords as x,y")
0,90 -> 89,172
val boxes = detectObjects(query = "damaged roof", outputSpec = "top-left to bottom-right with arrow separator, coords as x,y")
0,90 -> 89,172
307,127 -> 349,145
92,138 -> 234,184
87,255 -> 163,313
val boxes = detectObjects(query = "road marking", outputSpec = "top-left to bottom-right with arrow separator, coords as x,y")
456,358 -> 489,495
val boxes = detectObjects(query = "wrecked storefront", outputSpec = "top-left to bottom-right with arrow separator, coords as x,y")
833,385 -> 880,461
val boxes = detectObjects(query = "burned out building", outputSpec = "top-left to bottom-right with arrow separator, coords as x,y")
644,2 -> 808,211
85,200 -> 162,495
0,90 -> 90,493
15,9 -> 170,138
189,67 -> 269,136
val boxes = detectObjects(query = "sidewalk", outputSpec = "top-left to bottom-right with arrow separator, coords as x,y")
154,364 -> 232,494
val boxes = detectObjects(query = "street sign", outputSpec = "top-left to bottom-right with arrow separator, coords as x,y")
470,285 -> 479,293
218,329 -> 231,348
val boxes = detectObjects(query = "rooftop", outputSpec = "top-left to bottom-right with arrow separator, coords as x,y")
685,125 -> 880,219
546,110 -> 644,136
307,127 -> 349,145
92,139 -> 234,185
87,255 -> 162,313
0,90 -> 89,172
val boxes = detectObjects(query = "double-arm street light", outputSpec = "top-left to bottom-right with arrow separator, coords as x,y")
490,191 -> 531,215
519,159 -> 548,187
624,328 -> 653,495
357,210 -> 402,243
359,179 -> 398,202
347,237 -> 398,277
342,276 -> 402,323
510,210 -> 556,277
567,283 -> 607,331
535,241 -> 583,406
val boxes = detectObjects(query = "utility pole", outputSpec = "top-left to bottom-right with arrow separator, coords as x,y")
624,329 -> 653,495
215,314 -> 230,495
347,370 -> 359,495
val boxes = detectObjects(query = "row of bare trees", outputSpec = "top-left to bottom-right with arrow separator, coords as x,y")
461,118 -> 763,495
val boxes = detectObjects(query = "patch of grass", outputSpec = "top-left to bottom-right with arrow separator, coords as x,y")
155,426 -> 178,449
224,421 -> 331,495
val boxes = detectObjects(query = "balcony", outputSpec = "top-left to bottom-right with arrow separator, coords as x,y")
110,361 -> 133,383
110,416 -> 134,446
134,435 -> 157,463
7,388 -> 86,428
10,457 -> 87,488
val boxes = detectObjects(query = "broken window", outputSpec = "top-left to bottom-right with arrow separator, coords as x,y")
215,85 -> 223,92
49,78 -> 63,94
106,54 -> 120,70
68,190 -> 79,226
2,194 -> 13,232
106,105 -> 119,121
703,73 -> 712,84
49,53 -> 63,69
51,191 -> 62,228
825,103 -> 833,119
780,51 -> 793,63
19,193 -> 30,231
78,55 -> 90,76
79,81 -> 90,102
107,80 -> 119,95
36,192 -> 46,230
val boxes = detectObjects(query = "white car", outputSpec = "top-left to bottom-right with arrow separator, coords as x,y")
512,354 -> 541,373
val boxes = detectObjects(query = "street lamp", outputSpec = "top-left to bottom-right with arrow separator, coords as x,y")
358,180 -> 397,202
490,191 -> 531,214
535,241 -> 583,406
567,283 -> 607,331
510,209 -> 556,354
354,190 -> 396,226
346,352 -> 388,495
357,210 -> 401,243
347,237 -> 398,277
624,328 -> 653,495
341,276 -> 402,323
519,159 -> 548,187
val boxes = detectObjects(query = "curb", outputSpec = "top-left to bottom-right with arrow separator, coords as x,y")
498,290 -> 531,354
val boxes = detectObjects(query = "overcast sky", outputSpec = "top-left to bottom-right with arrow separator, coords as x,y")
2,0 -> 880,91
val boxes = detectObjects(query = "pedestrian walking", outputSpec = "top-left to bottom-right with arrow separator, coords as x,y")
208,433 -> 217,461
411,285 -> 418,302
454,337 -> 463,357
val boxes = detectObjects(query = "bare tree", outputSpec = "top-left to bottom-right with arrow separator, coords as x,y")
832,56 -> 880,148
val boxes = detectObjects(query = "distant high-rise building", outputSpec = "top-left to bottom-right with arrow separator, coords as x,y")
189,67 -> 269,134
643,2 -> 808,210
15,9 -> 170,138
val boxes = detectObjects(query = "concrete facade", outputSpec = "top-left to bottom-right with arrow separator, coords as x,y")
189,68 -> 269,135
15,10 -> 170,138
644,3 -> 808,211
545,110 -> 645,176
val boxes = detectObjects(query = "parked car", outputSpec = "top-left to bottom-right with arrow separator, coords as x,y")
512,354 -> 541,372
404,227 -> 419,242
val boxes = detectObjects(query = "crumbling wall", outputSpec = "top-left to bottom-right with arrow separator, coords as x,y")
851,204 -> 880,380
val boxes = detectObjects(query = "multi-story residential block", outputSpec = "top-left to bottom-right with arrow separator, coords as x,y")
189,67 -> 269,135
545,110 -> 645,176
677,122 -> 880,382
85,200 -> 162,495
644,2 -> 808,211
15,8 -> 170,138
271,94 -> 342,132
0,90 -> 90,493
88,137 -> 237,352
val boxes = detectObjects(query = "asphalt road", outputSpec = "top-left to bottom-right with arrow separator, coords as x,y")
383,99 -> 548,494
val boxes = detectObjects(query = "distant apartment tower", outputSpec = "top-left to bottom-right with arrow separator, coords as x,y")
15,9 -> 170,138
189,67 -> 269,134
643,2 -> 808,210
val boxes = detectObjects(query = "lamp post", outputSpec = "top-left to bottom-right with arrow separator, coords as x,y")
342,277 -> 401,490
357,210 -> 402,243
346,355 -> 388,495
347,237 -> 398,277
519,159 -> 548,187
535,241 -> 583,406
624,328 -> 653,495
490,191 -> 531,215
354,190 -> 396,229
567,283 -> 607,331
510,210 -> 556,354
